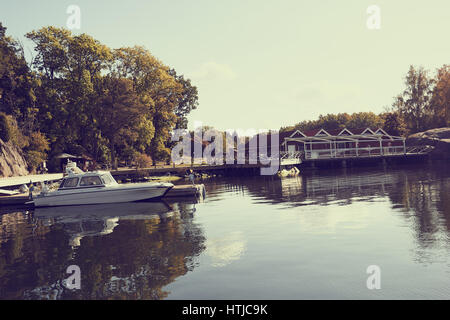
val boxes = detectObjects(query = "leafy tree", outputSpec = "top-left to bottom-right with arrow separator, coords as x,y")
168,68 -> 199,129
430,65 -> 450,127
346,112 -> 384,130
26,27 -> 113,159
381,112 -> 407,136
3,24 -> 198,170
2,114 -> 28,149
113,46 -> 183,164
0,23 -> 37,128
96,77 -> 147,169
0,112 -> 11,142
392,65 -> 435,133
291,112 -> 384,133
23,131 -> 50,172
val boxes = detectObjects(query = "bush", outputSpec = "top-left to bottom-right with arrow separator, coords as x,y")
24,131 -> 50,172
0,112 -> 12,142
27,131 -> 50,153
134,153 -> 152,169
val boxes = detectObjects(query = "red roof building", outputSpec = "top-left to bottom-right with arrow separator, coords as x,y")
281,127 -> 405,160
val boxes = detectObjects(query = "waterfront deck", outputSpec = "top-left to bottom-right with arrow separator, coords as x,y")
280,145 -> 433,166
0,173 -> 63,189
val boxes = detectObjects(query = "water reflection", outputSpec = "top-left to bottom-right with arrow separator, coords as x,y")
1,163 -> 449,299
0,200 -> 205,300
204,164 -> 450,257
206,231 -> 247,268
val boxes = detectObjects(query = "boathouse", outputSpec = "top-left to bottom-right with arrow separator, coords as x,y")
280,128 -> 406,160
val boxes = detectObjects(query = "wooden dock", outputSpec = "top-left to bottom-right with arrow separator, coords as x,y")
0,193 -> 30,206
165,184 -> 206,198
0,173 -> 63,188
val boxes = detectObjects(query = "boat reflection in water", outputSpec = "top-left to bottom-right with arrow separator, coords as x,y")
33,201 -> 180,247
0,199 -> 205,300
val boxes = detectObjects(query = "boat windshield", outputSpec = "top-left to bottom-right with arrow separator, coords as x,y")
80,176 -> 103,186
60,177 -> 79,189
101,174 -> 113,185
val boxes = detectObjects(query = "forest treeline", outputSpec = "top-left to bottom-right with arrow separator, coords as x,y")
0,23 -> 198,171
1,22 -> 448,173
282,65 -> 449,135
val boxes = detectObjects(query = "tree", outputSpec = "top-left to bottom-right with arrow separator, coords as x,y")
393,65 -> 435,134
0,23 -> 37,128
96,77 -> 147,169
2,23 -> 198,170
430,65 -> 450,127
113,46 -> 183,164
23,131 -> 50,172
26,27 -> 113,159
346,112 -> 384,130
0,112 -> 11,142
381,111 -> 407,136
291,112 -> 384,133
168,69 -> 199,129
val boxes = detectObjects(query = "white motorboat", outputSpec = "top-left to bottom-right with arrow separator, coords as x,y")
32,162 -> 173,207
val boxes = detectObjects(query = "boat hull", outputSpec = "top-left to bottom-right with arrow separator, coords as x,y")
33,183 -> 173,207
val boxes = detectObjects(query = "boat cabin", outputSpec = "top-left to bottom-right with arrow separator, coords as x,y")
58,172 -> 117,190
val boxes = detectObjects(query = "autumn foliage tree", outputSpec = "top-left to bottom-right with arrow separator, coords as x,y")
282,65 -> 449,137
23,131 -> 50,172
430,65 -> 450,127
283,112 -> 385,133
0,24 -> 199,170
96,77 -> 147,169
392,66 -> 435,133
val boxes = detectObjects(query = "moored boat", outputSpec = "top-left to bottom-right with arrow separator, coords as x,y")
32,162 -> 173,207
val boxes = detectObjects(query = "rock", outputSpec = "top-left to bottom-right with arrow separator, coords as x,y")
407,127 -> 450,145
277,167 -> 300,177
406,127 -> 450,159
434,139 -> 450,159
0,138 -> 29,178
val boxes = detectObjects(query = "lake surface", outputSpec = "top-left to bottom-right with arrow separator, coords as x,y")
0,163 -> 449,299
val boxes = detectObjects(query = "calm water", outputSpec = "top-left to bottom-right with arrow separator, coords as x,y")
0,163 -> 449,299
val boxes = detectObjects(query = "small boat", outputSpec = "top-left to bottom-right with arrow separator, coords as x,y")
32,162 -> 173,207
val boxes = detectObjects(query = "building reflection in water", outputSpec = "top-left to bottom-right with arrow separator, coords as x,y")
0,200 -> 205,300
216,164 -> 450,252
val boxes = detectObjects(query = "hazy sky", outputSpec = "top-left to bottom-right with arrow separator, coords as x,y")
1,0 -> 449,131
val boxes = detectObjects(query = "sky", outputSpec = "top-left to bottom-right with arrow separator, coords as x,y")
1,0 -> 449,131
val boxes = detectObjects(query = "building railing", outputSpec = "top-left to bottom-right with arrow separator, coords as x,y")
280,145 -> 433,160
306,146 -> 408,159
405,145 -> 434,154
281,151 -> 304,160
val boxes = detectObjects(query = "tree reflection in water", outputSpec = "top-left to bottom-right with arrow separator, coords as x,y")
1,163 -> 449,299
0,200 -> 205,300
208,163 -> 450,256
